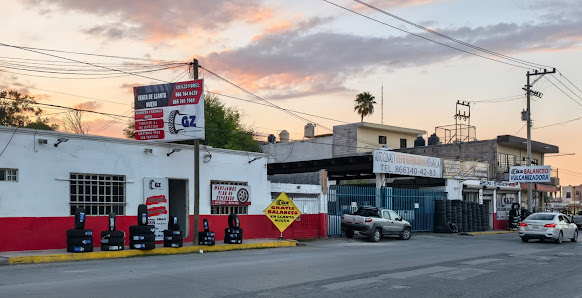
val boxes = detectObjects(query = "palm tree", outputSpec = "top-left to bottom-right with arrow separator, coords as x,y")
354,92 -> 376,122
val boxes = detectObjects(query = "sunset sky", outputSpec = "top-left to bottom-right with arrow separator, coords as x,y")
1,0 -> 582,185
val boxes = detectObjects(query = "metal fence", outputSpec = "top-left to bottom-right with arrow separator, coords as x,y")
327,185 -> 446,235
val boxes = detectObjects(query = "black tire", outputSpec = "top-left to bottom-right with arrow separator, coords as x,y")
100,237 -> 124,245
67,244 -> 93,253
66,229 -> 93,238
446,222 -> 459,233
571,230 -> 578,242
74,207 -> 86,230
163,241 -> 184,248
225,228 -> 243,234
400,227 -> 412,240
169,224 -> 180,231
200,236 -> 215,241
224,239 -> 243,244
129,241 -> 155,250
101,244 -> 124,251
108,212 -> 116,231
67,237 -> 93,245
168,110 -> 179,134
555,231 -> 563,244
129,225 -> 155,234
164,235 -> 183,242
203,218 -> 209,232
225,232 -> 243,240
199,240 -> 215,246
130,234 -> 155,242
228,213 -> 240,228
521,237 -> 529,243
345,228 -> 354,238
368,228 -> 382,242
137,204 -> 148,226
434,225 -> 447,233
164,230 -> 182,237
199,231 -> 215,238
101,231 -> 124,238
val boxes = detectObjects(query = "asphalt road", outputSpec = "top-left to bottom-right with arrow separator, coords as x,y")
1,233 -> 581,297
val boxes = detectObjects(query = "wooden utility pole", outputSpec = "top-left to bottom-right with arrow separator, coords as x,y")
192,59 -> 200,245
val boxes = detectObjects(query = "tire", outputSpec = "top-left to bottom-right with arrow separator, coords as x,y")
168,110 -> 179,134
163,241 -> 184,248
571,230 -> 578,243
169,216 -> 180,231
164,230 -> 182,237
66,229 -> 93,238
199,231 -> 215,238
225,232 -> 243,240
368,228 -> 382,242
554,231 -> 563,244
74,207 -> 86,230
164,235 -> 183,242
130,234 -> 155,242
101,231 -> 124,238
67,237 -> 93,245
129,241 -> 155,250
200,236 -> 215,241
228,213 -> 240,228
521,237 -> 529,243
203,218 -> 210,232
400,227 -> 411,240
101,244 -> 124,251
108,212 -> 116,231
100,237 -> 124,245
199,240 -> 215,246
345,228 -> 354,238
129,225 -> 155,234
446,222 -> 458,233
225,228 -> 243,234
224,239 -> 243,244
67,244 -> 93,253
137,204 -> 148,226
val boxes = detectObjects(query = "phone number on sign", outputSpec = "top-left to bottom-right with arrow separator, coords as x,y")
380,165 -> 438,177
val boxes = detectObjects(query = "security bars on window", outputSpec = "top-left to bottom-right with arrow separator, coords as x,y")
69,173 -> 126,216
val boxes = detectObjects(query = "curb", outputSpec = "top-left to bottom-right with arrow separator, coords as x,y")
6,240 -> 296,265
467,231 -> 517,236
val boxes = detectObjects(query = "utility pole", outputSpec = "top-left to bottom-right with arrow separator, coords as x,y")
525,68 -> 555,213
192,59 -> 200,246
381,84 -> 384,125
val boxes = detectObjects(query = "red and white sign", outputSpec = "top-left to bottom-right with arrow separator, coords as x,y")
133,80 -> 205,141
211,184 -> 251,205
143,178 -> 169,240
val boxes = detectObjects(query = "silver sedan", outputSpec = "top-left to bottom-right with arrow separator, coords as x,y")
519,213 -> 578,244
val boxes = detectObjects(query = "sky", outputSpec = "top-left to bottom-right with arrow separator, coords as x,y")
1,0 -> 582,186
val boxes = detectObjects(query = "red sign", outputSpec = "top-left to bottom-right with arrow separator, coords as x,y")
169,81 -> 203,106
135,130 -> 165,140
135,109 -> 164,120
211,184 -> 251,206
135,119 -> 164,130
146,195 -> 167,206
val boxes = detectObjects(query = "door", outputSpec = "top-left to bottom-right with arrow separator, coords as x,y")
381,210 -> 393,235
169,179 -> 189,238
389,210 -> 406,234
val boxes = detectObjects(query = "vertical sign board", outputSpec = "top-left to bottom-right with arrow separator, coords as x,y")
144,178 -> 169,241
134,80 -> 205,141
264,192 -> 301,233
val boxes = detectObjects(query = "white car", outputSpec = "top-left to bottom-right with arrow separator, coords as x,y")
519,212 -> 578,244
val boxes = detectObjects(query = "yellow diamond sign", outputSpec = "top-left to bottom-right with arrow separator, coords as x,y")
264,192 -> 301,233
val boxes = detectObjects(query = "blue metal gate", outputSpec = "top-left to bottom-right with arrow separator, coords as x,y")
327,185 -> 446,235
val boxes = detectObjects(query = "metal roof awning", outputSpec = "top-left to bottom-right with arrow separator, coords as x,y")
267,154 -> 375,181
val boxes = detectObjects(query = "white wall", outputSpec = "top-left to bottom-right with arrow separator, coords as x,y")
270,183 -> 326,214
261,136 -> 333,163
0,126 -> 269,217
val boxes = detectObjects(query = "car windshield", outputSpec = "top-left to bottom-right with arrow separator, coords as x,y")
526,214 -> 556,221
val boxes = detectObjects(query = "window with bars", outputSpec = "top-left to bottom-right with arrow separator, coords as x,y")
210,180 -> 249,215
69,173 -> 126,216
497,153 -> 516,173
0,169 -> 18,181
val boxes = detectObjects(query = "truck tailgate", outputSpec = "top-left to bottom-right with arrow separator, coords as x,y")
343,214 -> 365,224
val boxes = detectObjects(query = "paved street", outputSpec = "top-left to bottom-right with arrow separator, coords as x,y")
1,233 -> 581,297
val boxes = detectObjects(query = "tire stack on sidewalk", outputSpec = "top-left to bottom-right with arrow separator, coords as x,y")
466,202 -> 473,232
164,216 -> 183,248
452,200 -> 462,232
433,200 -> 447,233
101,213 -> 125,251
224,214 -> 243,244
471,203 -> 479,231
508,209 -> 520,230
461,202 -> 468,232
66,207 -> 93,253
199,219 -> 215,246
480,204 -> 488,230
129,204 -> 155,250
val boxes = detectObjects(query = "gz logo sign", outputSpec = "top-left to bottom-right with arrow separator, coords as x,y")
149,180 -> 163,190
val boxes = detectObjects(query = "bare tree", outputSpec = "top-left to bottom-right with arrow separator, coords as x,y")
61,106 -> 90,135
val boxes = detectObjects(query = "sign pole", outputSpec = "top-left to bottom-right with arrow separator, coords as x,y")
193,59 -> 200,246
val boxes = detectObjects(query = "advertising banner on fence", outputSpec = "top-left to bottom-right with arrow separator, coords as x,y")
143,177 -> 169,241
373,150 -> 442,178
264,192 -> 301,233
211,184 -> 251,205
134,80 -> 205,141
442,160 -> 489,180
509,166 -> 551,183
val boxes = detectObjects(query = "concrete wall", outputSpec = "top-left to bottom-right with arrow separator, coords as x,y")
332,125 -> 357,157
261,136 -> 333,163
356,127 -> 418,152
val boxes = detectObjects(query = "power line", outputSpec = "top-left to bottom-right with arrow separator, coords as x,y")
543,75 -> 582,108
534,116 -> 582,129
323,0 -> 531,70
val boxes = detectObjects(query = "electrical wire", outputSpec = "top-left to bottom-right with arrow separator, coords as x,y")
0,127 -> 17,157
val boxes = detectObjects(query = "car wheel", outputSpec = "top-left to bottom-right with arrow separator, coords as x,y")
554,231 -> 563,244
345,228 -> 354,238
368,228 -> 381,242
572,230 -> 578,243
521,237 -> 528,243
400,228 -> 411,240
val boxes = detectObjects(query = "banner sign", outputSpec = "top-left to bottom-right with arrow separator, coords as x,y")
143,177 -> 169,241
211,184 -> 251,205
442,160 -> 489,180
373,150 -> 442,178
509,166 -> 551,182
134,80 -> 205,141
264,192 -> 301,233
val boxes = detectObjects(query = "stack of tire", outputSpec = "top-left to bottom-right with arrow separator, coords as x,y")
224,213 -> 243,244
433,200 -> 447,233
480,204 -> 488,230
100,212 -> 125,251
129,204 -> 155,250
508,203 -> 521,230
164,216 -> 183,248
66,207 -> 93,253
461,202 -> 468,232
199,218 -> 215,246
466,202 -> 473,232
452,200 -> 462,232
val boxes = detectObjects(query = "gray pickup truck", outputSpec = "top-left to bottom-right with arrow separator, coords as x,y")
341,206 -> 412,242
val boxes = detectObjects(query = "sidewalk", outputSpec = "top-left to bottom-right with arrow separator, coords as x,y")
466,230 -> 518,236
0,239 -> 296,266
